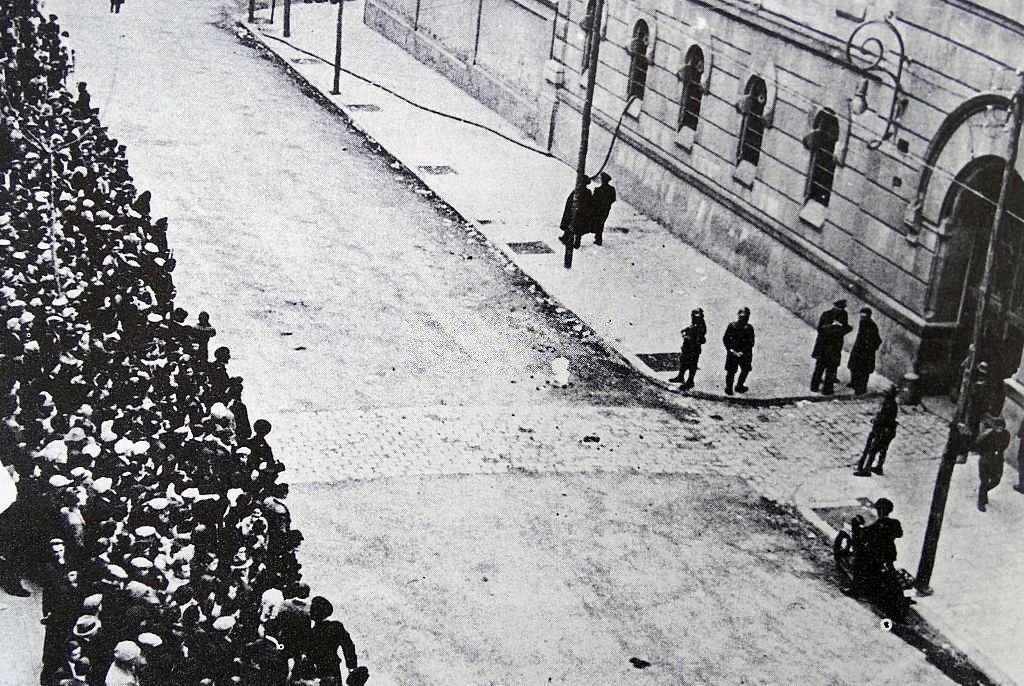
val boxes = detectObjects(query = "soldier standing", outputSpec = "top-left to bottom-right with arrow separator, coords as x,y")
669,308 -> 706,390
722,307 -> 755,396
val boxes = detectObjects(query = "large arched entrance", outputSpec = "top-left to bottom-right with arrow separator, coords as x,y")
932,156 -> 1024,389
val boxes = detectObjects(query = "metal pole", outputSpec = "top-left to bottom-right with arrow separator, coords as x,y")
565,0 -> 603,270
916,74 -> 1024,595
284,0 -> 291,38
248,0 -> 255,23
331,0 -> 345,94
271,0 -> 276,24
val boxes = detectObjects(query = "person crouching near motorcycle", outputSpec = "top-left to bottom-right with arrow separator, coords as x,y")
851,497 -> 903,601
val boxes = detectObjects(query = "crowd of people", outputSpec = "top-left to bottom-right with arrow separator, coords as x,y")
0,1 -> 365,683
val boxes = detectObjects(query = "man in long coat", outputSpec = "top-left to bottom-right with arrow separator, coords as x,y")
586,172 -> 616,246
559,184 -> 592,249
847,307 -> 882,395
811,299 -> 853,395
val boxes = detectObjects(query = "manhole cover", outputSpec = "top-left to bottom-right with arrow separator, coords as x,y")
290,57 -> 320,65
812,499 -> 876,532
507,241 -> 555,255
347,104 -> 381,112
418,165 -> 457,175
636,352 -> 680,372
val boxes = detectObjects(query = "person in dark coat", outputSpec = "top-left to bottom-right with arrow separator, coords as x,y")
974,413 -> 1010,512
811,299 -> 853,395
722,307 -> 755,395
308,596 -> 358,684
855,386 -> 898,476
1014,417 -> 1024,495
851,497 -> 904,614
669,308 -> 706,390
586,172 -> 616,246
559,184 -> 592,249
847,307 -> 882,395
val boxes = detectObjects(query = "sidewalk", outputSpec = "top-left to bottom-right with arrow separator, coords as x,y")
245,7 -> 1021,685
797,400 -> 1024,685
245,0 -> 892,405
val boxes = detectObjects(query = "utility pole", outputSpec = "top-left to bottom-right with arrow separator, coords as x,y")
565,0 -> 604,269
915,73 -> 1024,595
331,0 -> 346,95
284,0 -> 292,38
248,0 -> 255,23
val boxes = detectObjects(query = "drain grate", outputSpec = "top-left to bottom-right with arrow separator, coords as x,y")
347,104 -> 381,112
636,352 -> 680,373
418,165 -> 457,175
507,241 -> 555,255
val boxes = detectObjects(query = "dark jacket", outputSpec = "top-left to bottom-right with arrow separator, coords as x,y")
591,183 -> 616,229
560,187 -> 593,233
723,321 -> 755,358
812,307 -> 852,363
848,318 -> 882,373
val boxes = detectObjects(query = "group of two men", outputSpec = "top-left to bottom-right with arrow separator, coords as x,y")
669,307 -> 755,396
559,173 -> 617,248
812,299 -> 882,396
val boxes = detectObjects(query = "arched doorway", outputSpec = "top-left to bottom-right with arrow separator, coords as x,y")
933,156 -> 1024,388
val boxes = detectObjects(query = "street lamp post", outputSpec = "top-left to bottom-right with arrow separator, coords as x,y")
915,74 -> 1024,595
331,0 -> 346,95
284,0 -> 291,38
565,0 -> 604,270
248,0 -> 255,23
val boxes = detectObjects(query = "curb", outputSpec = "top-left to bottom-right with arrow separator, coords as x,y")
797,503 -> 1016,686
237,20 -> 892,411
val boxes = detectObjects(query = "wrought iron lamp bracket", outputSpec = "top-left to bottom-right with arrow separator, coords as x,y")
844,11 -> 909,150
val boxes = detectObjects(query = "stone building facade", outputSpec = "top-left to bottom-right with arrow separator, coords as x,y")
365,0 -> 1024,409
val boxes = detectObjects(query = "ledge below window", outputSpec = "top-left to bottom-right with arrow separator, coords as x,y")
626,97 -> 643,118
674,126 -> 695,151
733,160 -> 757,189
799,200 -> 828,229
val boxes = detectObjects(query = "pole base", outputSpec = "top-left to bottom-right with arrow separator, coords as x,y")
915,583 -> 934,597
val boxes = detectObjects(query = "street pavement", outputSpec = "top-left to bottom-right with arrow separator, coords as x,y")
3,0 -> 1015,683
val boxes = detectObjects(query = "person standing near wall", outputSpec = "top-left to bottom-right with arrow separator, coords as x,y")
847,307 -> 882,395
811,299 -> 853,395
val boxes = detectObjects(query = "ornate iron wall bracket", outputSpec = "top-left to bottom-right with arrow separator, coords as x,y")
845,11 -> 909,149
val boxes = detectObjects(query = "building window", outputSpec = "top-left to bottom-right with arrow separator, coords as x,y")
677,46 -> 704,133
627,20 -> 650,101
804,109 -> 841,206
581,0 -> 596,72
737,76 -> 767,166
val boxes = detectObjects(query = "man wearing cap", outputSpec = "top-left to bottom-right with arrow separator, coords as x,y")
559,182 -> 592,249
722,307 -> 755,395
811,299 -> 853,395
851,498 -> 904,611
669,308 -> 706,390
974,413 -> 1011,512
105,641 -> 141,685
847,307 -> 882,395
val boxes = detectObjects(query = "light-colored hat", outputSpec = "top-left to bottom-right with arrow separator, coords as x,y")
134,526 -> 157,540
72,615 -> 101,639
82,594 -> 103,612
137,632 -> 162,648
91,476 -> 113,493
212,616 -> 236,632
64,427 -> 87,443
48,474 -> 72,488
114,437 -> 133,455
113,641 -> 141,663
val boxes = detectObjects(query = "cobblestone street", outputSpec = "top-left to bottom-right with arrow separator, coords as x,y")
26,0 -> 971,683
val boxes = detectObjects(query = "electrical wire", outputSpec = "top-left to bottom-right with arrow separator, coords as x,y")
260,31 -> 556,159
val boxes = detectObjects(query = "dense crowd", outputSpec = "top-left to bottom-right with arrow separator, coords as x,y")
0,1 -> 365,683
